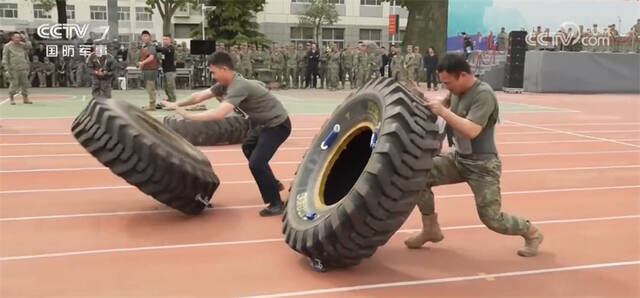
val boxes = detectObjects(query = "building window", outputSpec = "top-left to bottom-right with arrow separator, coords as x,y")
118,7 -> 130,21
66,5 -> 75,20
118,34 -> 131,43
330,0 -> 345,3
360,0 -> 382,6
291,0 -> 312,3
321,28 -> 344,49
290,27 -> 314,47
33,4 -> 51,19
0,3 -> 18,18
175,24 -> 198,39
90,5 -> 107,20
136,7 -> 152,22
360,29 -> 381,45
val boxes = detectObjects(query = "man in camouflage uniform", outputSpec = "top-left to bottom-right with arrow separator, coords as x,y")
405,54 -> 544,257
327,43 -> 341,91
285,43 -> 298,89
405,45 -> 418,82
30,56 -> 45,87
231,45 -> 242,72
340,44 -> 354,89
318,47 -> 329,89
297,43 -> 307,89
240,43 -> 253,79
414,46 -> 424,84
354,42 -> 369,89
368,44 -> 380,80
270,43 -> 285,87
2,31 -> 32,104
41,57 -> 55,87
137,30 -> 159,111
390,46 -> 407,82
86,41 -> 117,98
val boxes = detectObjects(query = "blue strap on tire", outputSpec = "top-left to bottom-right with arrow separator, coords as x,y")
370,125 -> 379,149
320,124 -> 340,150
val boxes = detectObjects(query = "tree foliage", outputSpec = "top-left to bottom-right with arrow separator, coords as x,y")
194,0 -> 269,47
145,0 -> 199,35
298,0 -> 340,45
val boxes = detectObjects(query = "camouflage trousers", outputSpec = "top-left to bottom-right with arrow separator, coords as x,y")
285,66 -> 297,88
7,70 -> 30,96
142,70 -> 158,105
164,72 -> 177,102
417,151 -> 530,235
272,68 -> 285,86
91,77 -> 112,98
407,66 -> 418,81
328,65 -> 339,89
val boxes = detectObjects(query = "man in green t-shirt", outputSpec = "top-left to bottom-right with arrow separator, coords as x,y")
163,52 -> 291,217
404,54 -> 544,257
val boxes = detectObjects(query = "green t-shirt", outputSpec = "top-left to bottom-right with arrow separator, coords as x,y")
445,79 -> 499,155
210,74 -> 289,128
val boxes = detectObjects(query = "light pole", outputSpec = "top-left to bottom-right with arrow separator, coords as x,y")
201,4 -> 216,40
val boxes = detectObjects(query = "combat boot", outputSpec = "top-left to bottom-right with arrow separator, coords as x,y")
9,94 -> 15,105
517,224 -> 544,257
404,213 -> 444,249
23,95 -> 32,104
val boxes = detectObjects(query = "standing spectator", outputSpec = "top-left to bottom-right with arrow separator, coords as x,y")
318,46 -> 329,89
137,30 -> 159,111
390,46 -> 406,82
327,43 -> 340,91
2,31 -> 32,104
487,31 -> 495,51
285,43 -> 298,89
380,46 -> 390,77
86,41 -> 117,98
305,43 -> 319,88
413,46 -> 424,84
270,43 -> 285,88
462,32 -> 474,58
424,47 -> 438,91
156,34 -> 177,103
340,44 -> 354,89
297,43 -> 307,89
497,27 -> 508,51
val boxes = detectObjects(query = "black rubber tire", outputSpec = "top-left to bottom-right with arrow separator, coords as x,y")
71,97 -> 220,215
282,78 -> 440,268
163,114 -> 250,146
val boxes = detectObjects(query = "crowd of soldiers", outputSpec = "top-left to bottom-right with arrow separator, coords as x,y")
0,31 -> 196,90
220,40 -> 435,91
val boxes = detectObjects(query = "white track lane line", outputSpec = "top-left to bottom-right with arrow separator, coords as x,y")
1,185 -> 638,220
1,214 -> 637,261
242,260 -> 640,298
506,120 -> 640,149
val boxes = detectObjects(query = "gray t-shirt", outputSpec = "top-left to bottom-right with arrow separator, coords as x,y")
210,74 -> 288,128
445,79 -> 499,155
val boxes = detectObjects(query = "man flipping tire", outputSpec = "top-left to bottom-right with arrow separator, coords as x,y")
405,54 -> 544,257
163,52 -> 290,217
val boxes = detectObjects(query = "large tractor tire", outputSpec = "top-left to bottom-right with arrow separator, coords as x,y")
282,78 -> 440,269
71,98 -> 219,215
163,114 -> 249,146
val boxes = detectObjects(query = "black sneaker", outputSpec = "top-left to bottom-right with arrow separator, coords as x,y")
259,203 -> 284,217
277,180 -> 285,192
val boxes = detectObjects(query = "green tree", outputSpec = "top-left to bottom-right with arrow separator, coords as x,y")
298,0 -> 340,45
384,0 -> 448,55
145,0 -> 198,35
195,0 -> 269,47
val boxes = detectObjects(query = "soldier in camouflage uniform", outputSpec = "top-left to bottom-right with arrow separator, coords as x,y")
405,54 -> 544,258
231,45 -> 242,72
127,41 -> 141,89
41,57 -> 55,87
354,42 -> 369,89
297,43 -> 307,89
340,44 -> 354,89
86,41 -> 118,98
318,47 -> 329,89
240,43 -> 253,79
368,45 -> 380,80
390,47 -> 407,82
2,31 -> 32,104
327,43 -> 341,91
405,45 -> 418,82
270,43 -> 285,87
285,43 -> 298,89
30,56 -> 45,87
414,46 -> 425,84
